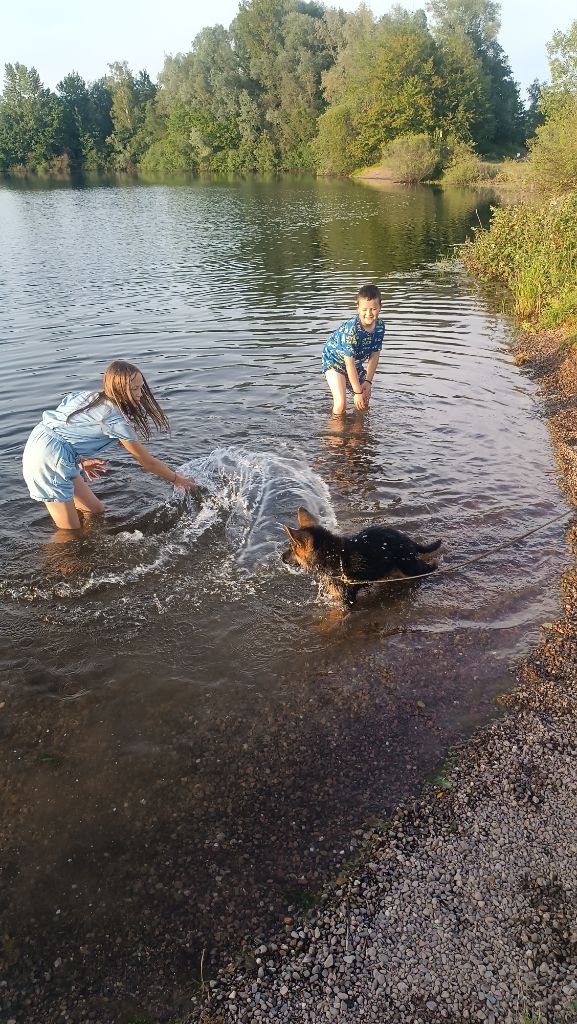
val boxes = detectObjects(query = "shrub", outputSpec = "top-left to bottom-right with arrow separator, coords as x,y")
313,105 -> 357,175
462,191 -> 577,328
495,158 -> 533,189
442,140 -> 499,187
527,96 -> 577,194
381,133 -> 438,184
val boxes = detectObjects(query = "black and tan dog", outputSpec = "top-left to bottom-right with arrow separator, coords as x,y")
282,507 -> 441,605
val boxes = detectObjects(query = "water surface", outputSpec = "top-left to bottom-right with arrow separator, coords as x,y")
0,177 -> 567,1021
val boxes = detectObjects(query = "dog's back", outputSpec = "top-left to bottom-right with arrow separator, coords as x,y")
343,526 -> 441,583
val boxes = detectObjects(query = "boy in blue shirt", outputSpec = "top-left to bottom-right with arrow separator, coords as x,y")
322,284 -> 384,414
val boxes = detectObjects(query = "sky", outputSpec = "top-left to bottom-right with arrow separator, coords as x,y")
1,0 -> 575,99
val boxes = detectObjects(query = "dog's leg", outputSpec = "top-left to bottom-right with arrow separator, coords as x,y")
400,556 -> 437,576
325,580 -> 360,604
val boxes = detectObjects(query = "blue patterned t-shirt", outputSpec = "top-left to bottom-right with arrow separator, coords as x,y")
321,315 -> 384,378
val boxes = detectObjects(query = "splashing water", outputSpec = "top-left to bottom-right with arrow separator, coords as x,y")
178,446 -> 337,570
0,447 -> 336,604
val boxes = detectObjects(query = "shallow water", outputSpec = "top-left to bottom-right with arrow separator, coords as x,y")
0,177 -> 568,1018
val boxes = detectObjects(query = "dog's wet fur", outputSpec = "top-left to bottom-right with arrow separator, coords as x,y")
282,507 -> 442,605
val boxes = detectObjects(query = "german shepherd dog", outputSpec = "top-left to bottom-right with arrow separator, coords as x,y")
282,507 -> 442,605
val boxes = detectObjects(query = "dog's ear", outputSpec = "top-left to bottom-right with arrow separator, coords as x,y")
297,507 -> 318,528
282,525 -> 308,548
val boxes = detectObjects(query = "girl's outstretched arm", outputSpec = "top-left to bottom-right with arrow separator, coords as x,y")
119,439 -> 198,491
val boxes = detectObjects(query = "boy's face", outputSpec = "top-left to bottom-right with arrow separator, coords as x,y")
357,298 -> 381,330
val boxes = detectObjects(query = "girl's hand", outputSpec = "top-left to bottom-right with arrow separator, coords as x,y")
81,458 -> 109,479
173,473 -> 198,492
361,380 -> 372,404
353,390 -> 366,411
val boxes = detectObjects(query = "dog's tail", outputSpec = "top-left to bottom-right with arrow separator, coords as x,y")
416,538 -> 442,554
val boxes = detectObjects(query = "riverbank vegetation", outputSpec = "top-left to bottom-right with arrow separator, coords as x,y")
462,20 -> 577,333
1,0 -> 530,179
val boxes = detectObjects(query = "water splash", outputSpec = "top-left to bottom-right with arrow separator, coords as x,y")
178,446 -> 336,569
0,447 -> 335,603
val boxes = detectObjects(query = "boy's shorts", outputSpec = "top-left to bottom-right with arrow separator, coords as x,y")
23,424 -> 83,503
321,357 -> 367,392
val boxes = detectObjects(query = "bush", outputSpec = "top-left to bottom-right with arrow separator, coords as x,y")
494,158 -> 533,189
527,97 -> 577,194
442,141 -> 499,186
313,105 -> 357,175
381,133 -> 438,184
462,191 -> 577,328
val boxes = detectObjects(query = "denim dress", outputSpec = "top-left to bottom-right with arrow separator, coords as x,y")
23,391 -> 137,503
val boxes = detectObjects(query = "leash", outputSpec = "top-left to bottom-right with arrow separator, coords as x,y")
335,508 -> 574,587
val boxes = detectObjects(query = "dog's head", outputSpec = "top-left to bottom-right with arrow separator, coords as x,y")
281,507 -> 320,570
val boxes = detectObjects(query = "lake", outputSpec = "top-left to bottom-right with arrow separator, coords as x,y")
0,176 -> 567,1022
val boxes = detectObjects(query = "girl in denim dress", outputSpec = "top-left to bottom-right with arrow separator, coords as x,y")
23,359 -> 197,531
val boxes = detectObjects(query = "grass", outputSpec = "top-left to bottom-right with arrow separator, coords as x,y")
462,190 -> 577,332
517,1007 -> 543,1024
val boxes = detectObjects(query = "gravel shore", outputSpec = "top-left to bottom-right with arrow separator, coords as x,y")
189,331 -> 577,1024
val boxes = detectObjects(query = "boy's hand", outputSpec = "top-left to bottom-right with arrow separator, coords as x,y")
353,391 -> 366,411
361,380 -> 372,404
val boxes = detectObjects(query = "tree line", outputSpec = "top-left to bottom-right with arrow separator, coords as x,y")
0,0 -> 538,178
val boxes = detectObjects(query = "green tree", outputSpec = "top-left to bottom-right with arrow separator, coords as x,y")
316,8 -> 442,171
523,79 -> 545,141
56,72 -> 96,171
524,21 -> 577,193
527,98 -> 577,193
231,0 -> 336,169
426,0 -> 500,44
158,25 -> 241,119
547,20 -> 577,95
86,78 -> 114,168
0,63 -> 62,170
427,0 -> 523,150
434,34 -> 493,145
105,61 -> 157,170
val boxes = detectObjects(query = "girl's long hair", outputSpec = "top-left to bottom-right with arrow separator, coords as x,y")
67,360 -> 170,441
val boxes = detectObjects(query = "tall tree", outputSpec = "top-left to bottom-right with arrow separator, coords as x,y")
0,63 -> 61,170
158,25 -> 241,118
231,0 -> 335,168
105,62 -> 157,170
56,72 -> 94,170
427,0 -> 523,149
316,8 -> 442,171
523,79 -> 545,140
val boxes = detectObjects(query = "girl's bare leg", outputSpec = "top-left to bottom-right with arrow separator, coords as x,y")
325,369 -> 347,415
44,477 -> 105,530
44,500 -> 82,530
72,475 -> 105,515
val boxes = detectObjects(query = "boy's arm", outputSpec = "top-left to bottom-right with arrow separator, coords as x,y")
362,354 -> 381,397
343,356 -> 366,410
365,352 -> 380,384
343,355 -> 363,394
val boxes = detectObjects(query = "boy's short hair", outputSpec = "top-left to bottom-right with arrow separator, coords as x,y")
356,284 -> 381,304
